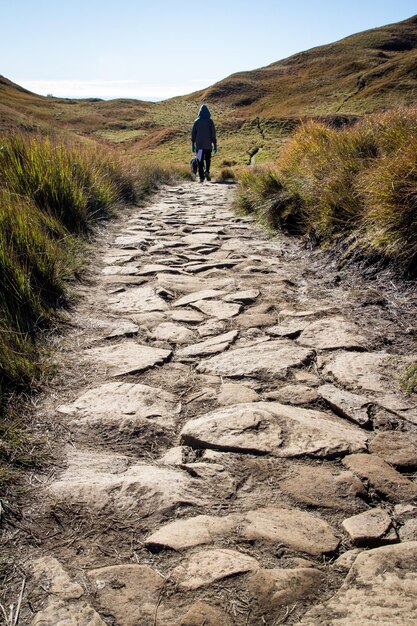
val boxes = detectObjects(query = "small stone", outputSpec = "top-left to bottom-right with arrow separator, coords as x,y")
318,384 -> 371,427
108,285 -> 169,314
137,263 -> 181,275
369,431 -> 417,469
297,316 -> 366,350
177,330 -> 238,358
173,289 -> 226,307
223,290 -> 260,303
399,519 -> 417,541
171,548 -> 259,590
332,549 -> 362,571
267,319 -> 310,338
196,320 -> 226,338
174,601 -> 233,626
104,320 -> 139,339
102,264 -> 139,276
236,313 -> 276,329
32,557 -> 83,600
145,513 -> 239,551
190,299 -> 241,320
86,343 -> 172,377
343,453 -> 417,503
247,567 -> 323,607
294,370 -> 320,386
342,508 -> 393,547
170,310 -> 206,324
266,384 -> 318,405
158,447 -> 185,466
217,383 -> 260,406
149,322 -> 195,344
31,599 -> 106,626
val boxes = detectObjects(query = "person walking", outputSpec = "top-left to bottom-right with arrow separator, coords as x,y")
191,104 -> 217,182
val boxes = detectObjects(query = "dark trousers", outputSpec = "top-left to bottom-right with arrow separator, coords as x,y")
198,149 -> 212,180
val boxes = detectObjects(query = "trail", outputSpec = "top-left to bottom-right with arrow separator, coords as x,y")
6,181 -> 417,625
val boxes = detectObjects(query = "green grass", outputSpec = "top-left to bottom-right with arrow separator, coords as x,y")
235,108 -> 417,275
401,363 -> 417,395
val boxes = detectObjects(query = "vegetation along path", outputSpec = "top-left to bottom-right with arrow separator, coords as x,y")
5,181 -> 417,625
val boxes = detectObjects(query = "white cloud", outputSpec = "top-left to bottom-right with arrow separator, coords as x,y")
17,79 -> 214,100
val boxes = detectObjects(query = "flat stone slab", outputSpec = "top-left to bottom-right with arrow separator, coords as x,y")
343,453 -> 417,503
173,289 -> 226,307
32,557 -> 84,600
182,233 -> 219,245
145,513 -> 240,551
280,465 -> 367,511
267,319 -> 310,338
170,310 -> 206,324
297,316 -> 366,350
102,264 -> 139,276
114,233 -> 151,247
217,383 -> 260,406
32,599 -> 106,626
369,431 -> 417,469
300,543 -> 417,625
174,601 -> 233,626
157,273 -> 233,295
342,508 -> 393,547
171,548 -> 259,590
181,402 -> 367,458
108,285 -> 169,314
86,565 -> 164,626
223,289 -> 260,303
266,384 -> 318,405
247,567 -> 323,607
149,322 -> 195,344
103,319 -> 139,339
57,382 -> 178,431
86,342 -> 172,377
321,351 -> 393,393
136,263 -> 182,275
318,384 -> 371,427
48,450 -> 207,514
196,340 -> 313,379
177,330 -> 238,358
190,299 -> 241,320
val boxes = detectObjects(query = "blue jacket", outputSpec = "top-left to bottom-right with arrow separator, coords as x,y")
191,105 -> 217,150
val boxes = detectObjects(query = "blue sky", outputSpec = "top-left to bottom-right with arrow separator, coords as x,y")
2,1 -> 416,100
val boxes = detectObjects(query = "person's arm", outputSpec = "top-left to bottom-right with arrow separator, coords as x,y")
191,121 -> 197,144
210,119 -> 217,150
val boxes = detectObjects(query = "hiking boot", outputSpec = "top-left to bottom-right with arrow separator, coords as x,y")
199,178 -> 204,183
206,173 -> 211,181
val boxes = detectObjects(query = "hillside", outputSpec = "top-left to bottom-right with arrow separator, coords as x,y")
1,14 -> 417,166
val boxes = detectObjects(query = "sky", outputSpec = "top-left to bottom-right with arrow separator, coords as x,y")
1,0 -> 417,100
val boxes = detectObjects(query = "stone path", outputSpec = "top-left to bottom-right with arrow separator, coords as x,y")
9,182 -> 417,624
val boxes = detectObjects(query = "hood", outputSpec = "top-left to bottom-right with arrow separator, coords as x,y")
198,104 -> 211,119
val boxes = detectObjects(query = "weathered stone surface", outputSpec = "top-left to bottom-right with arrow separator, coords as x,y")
190,299 -> 241,319
48,450 -> 207,514
86,342 -> 171,377
243,507 -> 340,556
300,543 -> 417,625
129,312 -> 167,330
321,351 -> 392,393
280,466 -> 367,511
32,557 -> 83,600
217,383 -> 260,406
170,309 -> 206,324
174,601 -> 233,626
58,382 -> 177,431
266,384 -> 318,405
145,513 -> 239,551
267,319 -> 310,338
86,565 -> 164,626
369,431 -> 417,469
31,599 -> 106,626
333,549 -> 362,571
223,289 -> 260,303
343,453 -> 417,503
298,316 -> 366,350
102,264 -> 139,276
149,322 -> 195,344
236,313 -> 276,329
171,548 -> 259,590
103,319 -> 139,339
186,261 -> 239,273
173,289 -> 226,307
137,263 -> 181,275
177,330 -> 238,358
196,340 -> 313,380
342,508 -> 393,546
400,519 -> 417,541
247,567 -> 323,607
318,384 -> 371,427
108,285 -> 169,314
181,402 -> 367,458
280,307 -> 334,318
196,319 -> 227,338
114,233 -> 150,247
182,233 -> 219,245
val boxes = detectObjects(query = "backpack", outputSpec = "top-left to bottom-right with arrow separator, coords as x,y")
190,156 -> 199,175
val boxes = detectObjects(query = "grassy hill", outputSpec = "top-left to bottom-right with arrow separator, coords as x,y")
1,14 -> 417,167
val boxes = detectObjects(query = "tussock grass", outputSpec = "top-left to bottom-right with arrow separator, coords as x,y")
235,108 -> 417,275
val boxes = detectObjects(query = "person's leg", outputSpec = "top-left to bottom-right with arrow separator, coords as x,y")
198,151 -> 204,182
204,149 -> 212,179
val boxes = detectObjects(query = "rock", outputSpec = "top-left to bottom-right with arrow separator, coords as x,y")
343,453 -> 417,503
31,599 -> 106,626
173,289 -> 226,307
369,431 -> 417,469
300,543 -> 417,625
333,549 -> 362,571
102,264 -> 139,276
58,383 -> 177,433
297,316 -> 366,350
129,312 -> 167,330
294,370 -> 321,386
190,299 -> 241,320
280,466 -> 367,511
236,313 -> 276,329
137,263 -> 181,275
196,340 -> 313,380
342,508 -> 393,547
170,310 -> 206,324
280,307 -> 334,318
177,331 -> 238,358
48,450 -> 208,514
149,322 -> 195,344
217,383 -> 260,406
32,557 -> 83,600
321,351 -> 392,394
108,285 -> 169,314
223,289 -> 260,303
86,565 -> 164,626
247,567 -> 323,607
399,519 -> 417,541
196,320 -> 227,338
181,402 -> 367,458
267,319 -> 310,338
114,233 -> 151,247
174,601 -> 233,626
182,233 -> 219,245
86,343 -> 172,377
266,384 -> 318,405
171,548 -> 259,590
145,514 -> 240,551
103,320 -> 139,339
318,384 -> 371,427
186,261 -> 239,273
158,446 -> 186,466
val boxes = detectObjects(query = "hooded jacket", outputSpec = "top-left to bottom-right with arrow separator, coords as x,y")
191,105 -> 217,150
